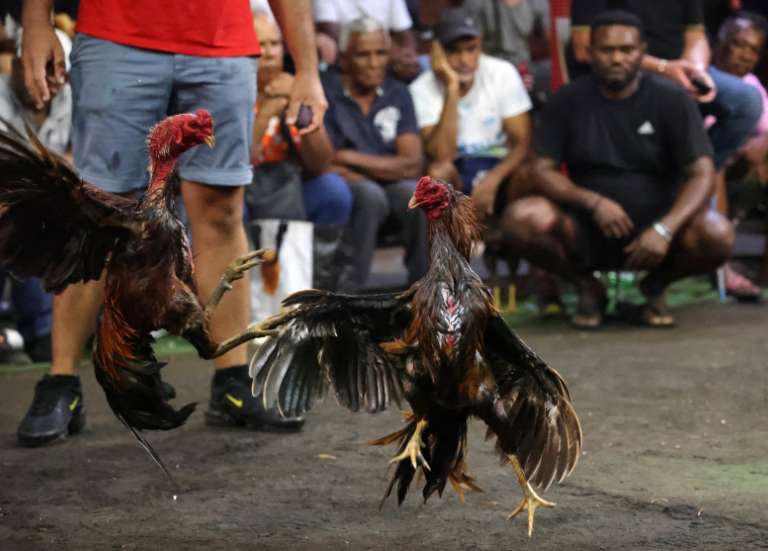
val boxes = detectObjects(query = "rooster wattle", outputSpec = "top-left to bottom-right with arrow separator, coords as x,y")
249,176 -> 583,536
0,111 -> 274,474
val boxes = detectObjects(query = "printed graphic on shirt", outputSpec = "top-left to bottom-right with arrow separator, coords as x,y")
637,121 -> 655,135
373,106 -> 401,143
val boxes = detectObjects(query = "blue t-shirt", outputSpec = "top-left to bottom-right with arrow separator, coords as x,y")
321,69 -> 419,155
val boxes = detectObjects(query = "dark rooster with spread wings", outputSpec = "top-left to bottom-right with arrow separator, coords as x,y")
0,111 -> 273,473
250,176 -> 582,536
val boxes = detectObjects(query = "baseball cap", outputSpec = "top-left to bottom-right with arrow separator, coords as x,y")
434,7 -> 481,46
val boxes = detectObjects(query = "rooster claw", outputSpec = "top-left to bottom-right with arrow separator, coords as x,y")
389,419 -> 430,471
223,249 -> 275,283
506,485 -> 555,538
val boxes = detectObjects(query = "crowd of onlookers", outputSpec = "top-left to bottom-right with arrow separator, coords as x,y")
2,0 -> 768,363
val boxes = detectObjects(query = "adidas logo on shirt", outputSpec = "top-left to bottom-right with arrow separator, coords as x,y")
637,121 -> 655,135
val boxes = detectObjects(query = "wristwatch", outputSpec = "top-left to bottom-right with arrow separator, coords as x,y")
652,221 -> 673,243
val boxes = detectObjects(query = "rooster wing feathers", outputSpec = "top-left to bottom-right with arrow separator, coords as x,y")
476,314 -> 583,491
0,123 -> 139,292
249,289 -> 414,418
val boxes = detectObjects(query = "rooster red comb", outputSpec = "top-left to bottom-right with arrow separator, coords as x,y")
409,176 -> 452,221
147,109 -> 215,160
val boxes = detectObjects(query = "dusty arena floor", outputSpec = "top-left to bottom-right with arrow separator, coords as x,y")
1,300 -> 767,550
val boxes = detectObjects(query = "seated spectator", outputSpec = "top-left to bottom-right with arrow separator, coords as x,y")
0,29 -> 74,361
409,6 -> 533,220
249,11 -> 353,290
313,0 -> 421,82
713,11 -> 768,293
502,11 -> 734,329
323,16 -> 427,291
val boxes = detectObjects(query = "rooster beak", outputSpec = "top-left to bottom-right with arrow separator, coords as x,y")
204,135 -> 216,149
408,196 -> 424,209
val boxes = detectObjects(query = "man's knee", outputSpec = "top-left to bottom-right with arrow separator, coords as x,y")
502,196 -> 560,240
304,173 -> 353,224
349,179 -> 389,220
679,209 -> 735,264
183,181 -> 245,238
428,160 -> 462,189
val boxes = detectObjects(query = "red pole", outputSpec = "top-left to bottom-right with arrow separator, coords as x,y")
549,0 -> 572,92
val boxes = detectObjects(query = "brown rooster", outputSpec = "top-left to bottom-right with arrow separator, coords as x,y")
250,176 -> 582,536
0,111 -> 273,472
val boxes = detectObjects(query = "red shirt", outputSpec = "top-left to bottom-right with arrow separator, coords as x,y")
77,0 -> 260,57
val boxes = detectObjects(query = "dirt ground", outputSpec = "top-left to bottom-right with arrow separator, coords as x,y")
1,300 -> 767,551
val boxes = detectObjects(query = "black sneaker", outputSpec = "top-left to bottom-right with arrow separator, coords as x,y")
205,366 -> 304,432
17,375 -> 86,447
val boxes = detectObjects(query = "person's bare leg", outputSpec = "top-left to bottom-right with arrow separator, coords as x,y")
641,209 -> 734,316
181,180 -> 250,369
500,196 -> 606,326
500,196 -> 582,277
48,280 -> 103,375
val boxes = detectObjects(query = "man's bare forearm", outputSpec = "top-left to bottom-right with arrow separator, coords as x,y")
533,158 -> 599,210
660,156 -> 714,234
682,30 -> 710,68
298,127 -> 334,176
330,163 -> 367,182
22,0 -> 54,26
336,149 -> 420,181
269,0 -> 319,74
425,85 -> 460,161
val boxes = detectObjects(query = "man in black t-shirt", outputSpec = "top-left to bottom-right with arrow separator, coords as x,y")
570,0 -> 763,172
502,11 -> 734,329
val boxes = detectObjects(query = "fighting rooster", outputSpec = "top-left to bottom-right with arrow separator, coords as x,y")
250,176 -> 582,536
0,111 -> 272,468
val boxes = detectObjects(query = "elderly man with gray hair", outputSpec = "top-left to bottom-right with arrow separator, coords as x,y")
322,16 -> 427,291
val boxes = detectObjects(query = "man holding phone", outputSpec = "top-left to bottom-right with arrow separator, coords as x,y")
570,0 -> 763,173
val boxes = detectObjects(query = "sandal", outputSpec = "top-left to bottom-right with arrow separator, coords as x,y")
571,279 -> 607,329
616,301 -> 676,328
723,264 -> 762,303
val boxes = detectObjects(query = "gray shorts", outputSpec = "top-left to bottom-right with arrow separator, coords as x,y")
70,34 -> 257,193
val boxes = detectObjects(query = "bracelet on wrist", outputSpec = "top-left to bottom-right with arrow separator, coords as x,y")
657,59 -> 668,74
652,221 -> 673,243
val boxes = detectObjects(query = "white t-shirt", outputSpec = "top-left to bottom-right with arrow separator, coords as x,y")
0,75 -> 72,155
313,0 -> 413,32
409,54 -> 532,157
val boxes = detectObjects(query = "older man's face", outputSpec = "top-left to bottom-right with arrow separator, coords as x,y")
253,15 -> 284,84
590,25 -> 645,92
343,30 -> 389,89
721,23 -> 765,77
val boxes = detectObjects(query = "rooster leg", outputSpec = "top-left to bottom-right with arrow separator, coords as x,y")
506,454 -> 555,538
209,322 -> 276,359
388,418 -> 430,471
204,249 -> 275,322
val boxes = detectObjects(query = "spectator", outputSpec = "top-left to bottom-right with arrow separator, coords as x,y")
0,29 -> 74,363
409,6 -> 532,220
313,0 -> 421,82
502,11 -> 733,329
464,0 -> 550,95
249,11 -> 352,290
570,0 -> 763,174
713,11 -> 768,293
16,0 -> 326,446
323,16 -> 427,291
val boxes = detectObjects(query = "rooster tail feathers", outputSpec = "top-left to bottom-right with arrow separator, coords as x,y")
375,416 -> 478,507
119,415 -> 179,492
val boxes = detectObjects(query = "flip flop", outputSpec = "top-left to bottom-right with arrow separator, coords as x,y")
571,282 -> 607,330
616,301 -> 676,328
